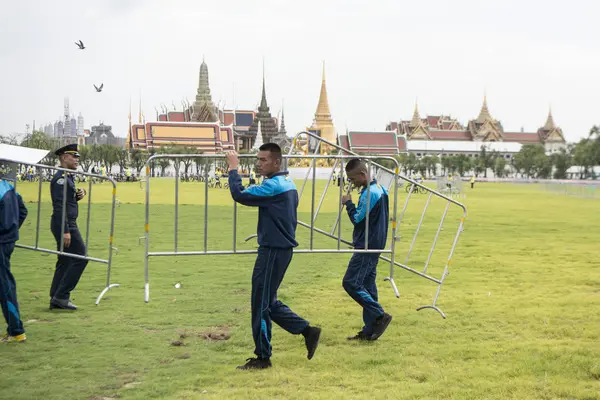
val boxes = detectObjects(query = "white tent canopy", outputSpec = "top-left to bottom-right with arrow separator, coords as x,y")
0,143 -> 49,164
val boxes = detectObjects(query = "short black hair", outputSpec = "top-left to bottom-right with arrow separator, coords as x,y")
345,158 -> 367,173
259,143 -> 282,161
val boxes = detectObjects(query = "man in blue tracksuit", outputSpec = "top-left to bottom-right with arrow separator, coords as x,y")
341,159 -> 392,341
226,143 -> 321,370
0,166 -> 28,343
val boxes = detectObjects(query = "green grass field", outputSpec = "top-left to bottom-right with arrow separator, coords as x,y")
1,179 -> 599,400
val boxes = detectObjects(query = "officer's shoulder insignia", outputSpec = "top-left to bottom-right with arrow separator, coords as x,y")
57,178 -> 65,185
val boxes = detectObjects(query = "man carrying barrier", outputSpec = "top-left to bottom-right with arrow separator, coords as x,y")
341,159 -> 393,341
225,143 -> 321,370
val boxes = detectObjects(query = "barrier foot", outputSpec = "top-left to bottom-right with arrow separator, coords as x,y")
145,283 -> 150,303
95,283 -> 120,305
416,305 -> 446,319
384,277 -> 400,298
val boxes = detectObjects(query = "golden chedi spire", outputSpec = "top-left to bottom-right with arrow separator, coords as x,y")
315,62 -> 332,119
409,100 -> 422,127
476,94 -> 493,123
310,61 -> 336,146
543,107 -> 556,131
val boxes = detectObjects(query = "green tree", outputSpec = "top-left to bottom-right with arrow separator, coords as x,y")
406,153 -> 418,175
587,125 -> 600,166
129,148 -> 147,175
493,157 -> 507,178
178,146 -> 197,175
427,155 -> 439,177
440,155 -> 452,176
550,148 -> 572,179
95,144 -> 119,173
416,157 -> 427,177
473,157 -> 485,177
572,139 -> 596,179
513,144 -> 545,178
534,152 -> 552,178
157,146 -> 173,176
451,155 -> 472,176
78,145 -> 95,172
478,146 -> 497,178
116,147 -> 129,173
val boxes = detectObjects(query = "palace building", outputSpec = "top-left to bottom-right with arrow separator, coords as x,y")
338,97 -> 566,157
128,60 -> 287,153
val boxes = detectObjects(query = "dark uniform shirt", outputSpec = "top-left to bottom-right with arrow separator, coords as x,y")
50,171 -> 79,234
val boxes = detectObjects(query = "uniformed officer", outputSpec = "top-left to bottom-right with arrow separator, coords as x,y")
49,144 -> 87,310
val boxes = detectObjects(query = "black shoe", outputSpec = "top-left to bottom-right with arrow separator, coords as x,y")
236,357 -> 272,370
347,331 -> 374,341
50,298 -> 78,310
370,313 -> 392,340
304,326 -> 321,360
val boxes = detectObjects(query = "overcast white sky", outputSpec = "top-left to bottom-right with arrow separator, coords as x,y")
1,0 -> 598,143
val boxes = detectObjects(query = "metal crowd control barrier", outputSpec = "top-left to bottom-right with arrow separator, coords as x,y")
287,131 -> 467,318
10,163 -> 120,305
142,133 -> 466,318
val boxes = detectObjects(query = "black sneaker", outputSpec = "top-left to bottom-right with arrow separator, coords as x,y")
236,357 -> 272,370
49,298 -> 78,310
370,313 -> 392,340
304,326 -> 321,360
347,331 -> 373,341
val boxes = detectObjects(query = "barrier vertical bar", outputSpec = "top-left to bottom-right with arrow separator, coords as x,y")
144,164 -> 151,302
405,192 -> 432,265
106,185 -> 117,292
84,178 -> 92,256
204,159 -> 209,253
365,160 -> 371,251
232,201 -> 237,253
337,158 -> 344,250
313,158 -> 339,224
297,139 -> 321,199
424,202 -> 449,274
387,165 -> 400,297
309,158 -> 316,250
174,162 -> 179,253
34,168 -> 43,248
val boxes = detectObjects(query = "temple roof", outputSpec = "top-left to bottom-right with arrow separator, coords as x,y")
345,131 -> 400,155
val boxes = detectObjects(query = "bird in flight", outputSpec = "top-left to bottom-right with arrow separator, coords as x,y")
75,40 -> 85,50
94,83 -> 104,92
